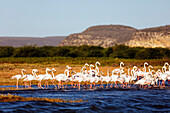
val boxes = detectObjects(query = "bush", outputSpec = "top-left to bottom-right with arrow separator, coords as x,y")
0,45 -> 169,59
0,46 -> 14,57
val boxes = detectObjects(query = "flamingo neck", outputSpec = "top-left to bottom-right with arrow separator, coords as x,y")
131,70 -> 134,77
107,71 -> 109,77
46,69 -> 49,75
64,69 -> 69,77
51,71 -> 55,78
148,67 -> 151,73
128,69 -> 130,76
164,68 -> 167,73
33,71 -> 37,77
80,66 -> 85,73
144,64 -> 146,72
90,66 -> 92,71
21,69 -> 25,77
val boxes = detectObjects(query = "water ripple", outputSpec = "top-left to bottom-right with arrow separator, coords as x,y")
0,87 -> 170,112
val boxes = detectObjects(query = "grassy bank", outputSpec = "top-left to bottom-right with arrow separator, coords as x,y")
0,57 -> 169,66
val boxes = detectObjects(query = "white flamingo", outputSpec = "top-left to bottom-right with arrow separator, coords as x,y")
23,69 -> 38,89
159,66 -> 168,87
164,62 -> 170,83
11,69 -> 25,89
124,69 -> 132,88
117,70 -> 125,88
88,64 -> 97,74
54,69 -> 69,89
95,61 -> 100,73
135,62 -> 149,80
110,70 -> 119,88
43,68 -> 53,88
35,69 -> 47,89
112,62 -> 124,74
73,72 -> 84,90
101,70 -> 111,88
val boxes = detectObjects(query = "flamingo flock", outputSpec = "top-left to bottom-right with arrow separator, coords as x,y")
11,61 -> 170,90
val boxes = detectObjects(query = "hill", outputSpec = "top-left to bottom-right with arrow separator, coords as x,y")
59,25 -> 170,48
0,36 -> 66,47
59,25 -> 137,48
126,25 -> 170,48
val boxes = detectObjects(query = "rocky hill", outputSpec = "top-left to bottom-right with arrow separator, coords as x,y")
59,25 -> 137,48
0,36 -> 66,47
125,25 -> 170,48
59,25 -> 170,48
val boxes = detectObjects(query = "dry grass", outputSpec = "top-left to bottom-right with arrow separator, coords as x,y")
0,93 -> 84,103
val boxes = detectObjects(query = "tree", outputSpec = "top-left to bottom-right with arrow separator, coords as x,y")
0,46 -> 14,57
105,47 -> 113,57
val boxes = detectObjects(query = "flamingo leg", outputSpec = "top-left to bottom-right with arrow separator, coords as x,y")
65,83 -> 67,88
101,81 -> 103,88
114,81 -> 117,88
163,81 -> 165,87
71,81 -> 73,88
16,79 -> 18,89
78,82 -> 80,90
51,80 -> 57,88
47,80 -> 49,89
61,82 -> 64,88
58,81 -> 61,89
38,81 -> 40,88
29,81 -> 31,89
110,83 -> 113,88
90,83 -> 92,89
39,81 -> 44,89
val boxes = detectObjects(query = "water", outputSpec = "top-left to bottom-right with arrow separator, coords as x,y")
0,85 -> 170,112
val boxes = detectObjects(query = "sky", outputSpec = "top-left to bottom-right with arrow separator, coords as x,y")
0,0 -> 170,37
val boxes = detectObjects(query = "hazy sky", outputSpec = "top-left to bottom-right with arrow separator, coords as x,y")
0,0 -> 170,37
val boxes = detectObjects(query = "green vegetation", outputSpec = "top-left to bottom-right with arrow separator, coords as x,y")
0,45 -> 169,59
0,57 -> 169,67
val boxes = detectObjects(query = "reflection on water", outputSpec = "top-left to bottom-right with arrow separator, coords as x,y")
0,85 -> 170,112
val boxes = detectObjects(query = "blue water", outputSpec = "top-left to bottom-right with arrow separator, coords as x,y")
0,85 -> 170,112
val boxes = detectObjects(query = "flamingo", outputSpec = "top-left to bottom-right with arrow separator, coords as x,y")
11,69 -> 25,89
159,66 -> 168,87
155,69 -> 163,85
73,72 -> 84,90
110,70 -> 119,88
164,62 -> 170,84
101,70 -> 111,88
43,68 -> 53,88
49,68 -> 57,88
23,69 -> 38,89
88,64 -> 97,74
35,69 -> 47,89
117,70 -> 125,88
112,62 -> 124,74
88,73 -> 97,89
135,66 -> 154,88
130,68 -> 137,84
95,61 -> 100,73
135,62 -> 149,80
124,69 -> 132,88
72,64 -> 90,89
54,69 -> 69,89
